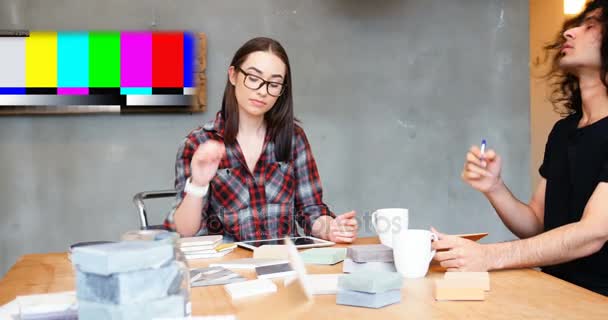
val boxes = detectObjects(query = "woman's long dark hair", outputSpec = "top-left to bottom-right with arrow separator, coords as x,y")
544,0 -> 608,116
220,37 -> 294,162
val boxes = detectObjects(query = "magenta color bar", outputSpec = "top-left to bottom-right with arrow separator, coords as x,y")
57,88 -> 89,95
120,32 -> 152,88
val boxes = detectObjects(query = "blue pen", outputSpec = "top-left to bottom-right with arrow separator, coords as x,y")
480,139 -> 487,166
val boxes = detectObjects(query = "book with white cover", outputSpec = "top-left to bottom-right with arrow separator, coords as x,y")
184,249 -> 233,260
180,244 -> 217,253
178,235 -> 222,247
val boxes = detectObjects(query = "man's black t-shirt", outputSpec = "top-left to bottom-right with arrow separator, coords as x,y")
539,113 -> 608,296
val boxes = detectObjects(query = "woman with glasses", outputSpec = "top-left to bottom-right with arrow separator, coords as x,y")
164,37 -> 358,243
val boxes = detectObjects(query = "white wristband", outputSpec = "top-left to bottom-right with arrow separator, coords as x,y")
184,177 -> 209,198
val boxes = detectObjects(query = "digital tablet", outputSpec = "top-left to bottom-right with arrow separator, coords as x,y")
237,236 -> 335,250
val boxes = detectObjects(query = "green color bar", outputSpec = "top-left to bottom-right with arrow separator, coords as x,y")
89,32 -> 120,88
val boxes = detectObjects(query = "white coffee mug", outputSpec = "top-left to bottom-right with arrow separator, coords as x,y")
371,208 -> 409,248
393,229 -> 437,278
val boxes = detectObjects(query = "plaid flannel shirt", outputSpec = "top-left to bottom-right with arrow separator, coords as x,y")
164,112 -> 335,241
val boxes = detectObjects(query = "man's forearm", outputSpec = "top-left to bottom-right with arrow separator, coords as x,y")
486,221 -> 606,270
485,180 -> 543,238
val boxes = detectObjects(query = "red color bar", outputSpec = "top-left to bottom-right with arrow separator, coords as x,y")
152,32 -> 183,88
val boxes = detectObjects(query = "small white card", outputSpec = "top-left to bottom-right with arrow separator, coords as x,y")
224,279 -> 277,300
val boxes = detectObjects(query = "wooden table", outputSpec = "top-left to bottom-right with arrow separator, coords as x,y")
1,237 -> 606,319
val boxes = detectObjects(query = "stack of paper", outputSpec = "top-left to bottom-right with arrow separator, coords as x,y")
178,235 -> 235,260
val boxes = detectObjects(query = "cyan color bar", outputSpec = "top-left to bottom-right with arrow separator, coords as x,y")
120,87 -> 152,95
58,32 -> 89,88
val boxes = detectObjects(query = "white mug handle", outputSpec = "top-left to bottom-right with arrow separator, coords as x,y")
428,233 -> 438,264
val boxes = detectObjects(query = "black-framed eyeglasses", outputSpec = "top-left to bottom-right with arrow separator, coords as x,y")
237,67 -> 286,97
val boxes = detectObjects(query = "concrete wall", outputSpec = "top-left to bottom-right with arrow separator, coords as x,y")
0,0 -> 529,276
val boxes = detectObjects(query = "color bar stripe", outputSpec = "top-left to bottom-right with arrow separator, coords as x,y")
126,94 -> 191,106
152,32 -> 183,88
121,32 -> 152,88
26,88 -> 57,94
120,87 -> 152,95
89,31 -> 120,88
0,38 -> 26,88
58,88 -> 89,95
152,87 -> 182,95
183,32 -> 195,88
0,95 -> 125,106
89,88 -> 120,95
58,32 -> 89,88
0,88 -> 26,94
25,31 -> 58,87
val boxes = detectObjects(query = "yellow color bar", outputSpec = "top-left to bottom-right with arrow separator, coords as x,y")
26,31 -> 57,87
